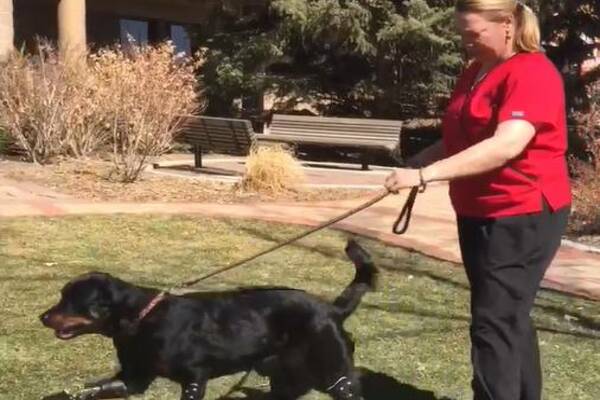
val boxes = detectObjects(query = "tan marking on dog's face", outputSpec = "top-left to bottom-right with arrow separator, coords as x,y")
45,313 -> 93,331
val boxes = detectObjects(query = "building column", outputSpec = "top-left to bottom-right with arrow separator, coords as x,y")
0,0 -> 14,62
57,0 -> 86,62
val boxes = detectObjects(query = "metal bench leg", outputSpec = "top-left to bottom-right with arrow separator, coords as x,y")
194,145 -> 203,168
361,153 -> 370,171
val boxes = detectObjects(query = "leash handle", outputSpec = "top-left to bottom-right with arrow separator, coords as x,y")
392,186 -> 421,235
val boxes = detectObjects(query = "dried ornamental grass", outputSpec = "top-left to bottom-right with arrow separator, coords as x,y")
240,145 -> 306,194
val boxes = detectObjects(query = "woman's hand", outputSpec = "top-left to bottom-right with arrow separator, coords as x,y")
384,168 -> 421,194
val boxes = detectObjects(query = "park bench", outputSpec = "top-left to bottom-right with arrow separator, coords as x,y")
260,114 -> 403,169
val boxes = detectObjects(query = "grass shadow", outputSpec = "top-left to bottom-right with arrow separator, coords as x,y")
215,368 -> 454,400
359,367 -> 454,400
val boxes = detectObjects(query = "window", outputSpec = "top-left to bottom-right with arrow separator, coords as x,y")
120,19 -> 148,47
171,24 -> 191,56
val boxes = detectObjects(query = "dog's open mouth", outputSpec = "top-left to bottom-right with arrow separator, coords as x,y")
54,327 -> 86,340
44,314 -> 95,340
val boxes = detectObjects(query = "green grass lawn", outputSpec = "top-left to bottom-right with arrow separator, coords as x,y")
0,216 -> 598,400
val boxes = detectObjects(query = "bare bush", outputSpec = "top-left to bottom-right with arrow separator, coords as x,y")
0,48 -> 69,163
569,81 -> 600,234
0,44 -> 111,163
91,43 -> 201,182
0,42 -> 202,181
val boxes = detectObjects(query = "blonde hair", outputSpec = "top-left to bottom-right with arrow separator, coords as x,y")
455,0 -> 541,53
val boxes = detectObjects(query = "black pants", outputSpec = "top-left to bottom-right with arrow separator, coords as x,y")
457,203 -> 569,400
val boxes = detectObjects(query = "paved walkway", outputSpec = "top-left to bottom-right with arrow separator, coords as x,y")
1,157 -> 599,301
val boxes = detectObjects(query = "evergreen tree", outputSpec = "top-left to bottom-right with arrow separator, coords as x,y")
195,0 -> 599,118
530,0 -> 600,110
195,0 -> 461,119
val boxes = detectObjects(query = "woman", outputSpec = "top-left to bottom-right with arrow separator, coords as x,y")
384,1 -> 571,399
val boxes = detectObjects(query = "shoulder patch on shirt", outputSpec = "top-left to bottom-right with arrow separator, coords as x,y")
511,111 -> 525,117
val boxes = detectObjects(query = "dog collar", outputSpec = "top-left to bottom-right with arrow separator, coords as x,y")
137,291 -> 168,321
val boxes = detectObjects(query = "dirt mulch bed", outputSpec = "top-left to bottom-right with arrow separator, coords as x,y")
567,235 -> 600,248
0,158 -> 372,204
565,215 -> 600,249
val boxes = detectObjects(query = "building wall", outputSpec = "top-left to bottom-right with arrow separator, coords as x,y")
87,11 -> 121,49
14,1 -> 57,51
14,2 -> 193,52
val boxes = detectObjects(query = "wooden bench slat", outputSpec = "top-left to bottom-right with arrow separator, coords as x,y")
271,122 -> 401,132
264,114 -> 402,169
183,131 -> 252,141
267,129 -> 398,139
273,121 -> 402,130
259,134 -> 395,147
273,114 -> 403,126
270,130 -> 399,138
182,124 -> 252,134
184,131 -> 253,142
178,115 -> 257,167
184,139 -> 252,149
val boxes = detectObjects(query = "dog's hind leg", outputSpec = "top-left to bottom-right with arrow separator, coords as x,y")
180,381 -> 207,400
324,375 -> 362,400
269,371 -> 310,400
306,321 -> 363,400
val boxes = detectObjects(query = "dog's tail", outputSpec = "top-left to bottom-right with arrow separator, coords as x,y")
332,239 -> 378,320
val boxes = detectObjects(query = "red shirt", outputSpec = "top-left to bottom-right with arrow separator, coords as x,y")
442,52 -> 572,218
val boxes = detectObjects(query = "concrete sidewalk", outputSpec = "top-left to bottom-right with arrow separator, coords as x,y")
1,173 -> 599,300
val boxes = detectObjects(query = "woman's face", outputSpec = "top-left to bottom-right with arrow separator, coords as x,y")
455,11 -> 513,63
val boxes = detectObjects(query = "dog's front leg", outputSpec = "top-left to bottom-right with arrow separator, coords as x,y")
180,381 -> 207,400
77,379 -> 128,399
79,370 -> 154,399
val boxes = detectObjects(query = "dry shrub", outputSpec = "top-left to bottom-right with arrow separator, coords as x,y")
0,42 -> 202,181
239,145 -> 306,194
62,63 -> 110,158
0,45 -> 106,163
91,42 -> 201,182
0,127 -> 9,155
569,81 -> 600,234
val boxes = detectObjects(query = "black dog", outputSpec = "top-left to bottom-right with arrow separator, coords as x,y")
40,239 -> 377,400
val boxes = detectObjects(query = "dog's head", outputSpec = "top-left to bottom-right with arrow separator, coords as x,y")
40,272 -> 125,340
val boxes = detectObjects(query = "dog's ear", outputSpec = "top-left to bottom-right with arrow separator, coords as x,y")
92,273 -> 129,305
73,271 -> 113,284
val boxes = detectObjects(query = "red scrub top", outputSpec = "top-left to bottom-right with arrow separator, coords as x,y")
442,52 -> 571,218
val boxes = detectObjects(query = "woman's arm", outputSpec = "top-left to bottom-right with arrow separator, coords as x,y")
384,119 -> 536,192
423,119 -> 535,182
